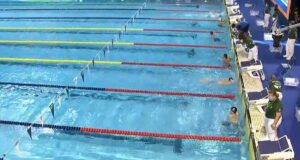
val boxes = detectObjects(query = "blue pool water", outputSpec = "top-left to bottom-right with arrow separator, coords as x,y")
0,0 -> 248,159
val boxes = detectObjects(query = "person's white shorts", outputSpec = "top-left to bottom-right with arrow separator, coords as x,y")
264,117 -> 282,141
248,45 -> 258,61
264,13 -> 270,28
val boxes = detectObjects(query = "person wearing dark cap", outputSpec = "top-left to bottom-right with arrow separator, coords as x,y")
210,31 -> 221,42
223,53 -> 231,67
284,21 -> 298,60
222,106 -> 239,126
229,106 -> 239,124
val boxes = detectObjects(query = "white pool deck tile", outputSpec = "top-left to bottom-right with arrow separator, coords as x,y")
236,50 -> 266,142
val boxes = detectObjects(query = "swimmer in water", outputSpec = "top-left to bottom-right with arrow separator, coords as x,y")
229,106 -> 239,124
200,77 -> 235,85
218,77 -> 235,85
218,16 -> 226,27
209,11 -> 220,18
222,106 -> 239,126
188,48 -> 196,57
210,31 -> 221,42
210,31 -> 216,39
223,54 -> 231,67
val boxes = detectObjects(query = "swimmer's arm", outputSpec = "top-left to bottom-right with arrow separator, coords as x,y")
200,78 -> 212,84
217,80 -> 226,85
218,79 -> 230,85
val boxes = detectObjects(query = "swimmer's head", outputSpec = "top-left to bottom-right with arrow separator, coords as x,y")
228,77 -> 234,81
210,31 -> 214,35
231,106 -> 238,114
224,53 -> 228,58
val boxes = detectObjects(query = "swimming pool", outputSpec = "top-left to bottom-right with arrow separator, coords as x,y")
0,0 -> 249,159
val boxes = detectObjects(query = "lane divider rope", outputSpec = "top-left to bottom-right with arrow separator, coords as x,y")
0,120 -> 240,142
0,82 -> 235,99
0,40 -> 227,49
1,8 -> 220,13
0,27 -> 225,34
0,58 -> 229,69
0,17 -> 220,22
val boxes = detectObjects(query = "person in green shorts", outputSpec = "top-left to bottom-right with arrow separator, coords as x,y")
284,21 -> 298,60
268,75 -> 282,92
264,90 -> 282,140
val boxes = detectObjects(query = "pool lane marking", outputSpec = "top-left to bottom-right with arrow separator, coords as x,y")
0,40 -> 227,49
0,58 -> 229,69
0,120 -> 240,142
0,17 -> 220,22
0,40 -> 133,45
0,27 -> 142,31
1,8 -> 220,13
0,27 -> 225,34
0,82 -> 235,99
161,2 -> 221,5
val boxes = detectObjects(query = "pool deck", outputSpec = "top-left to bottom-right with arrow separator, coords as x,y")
235,49 -> 266,142
235,0 -> 300,159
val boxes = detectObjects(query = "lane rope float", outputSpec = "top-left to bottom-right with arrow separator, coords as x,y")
0,17 -> 220,22
0,120 -> 241,142
1,8 -> 220,13
0,40 -> 227,49
0,82 -> 235,99
0,58 -> 230,69
0,27 -> 225,34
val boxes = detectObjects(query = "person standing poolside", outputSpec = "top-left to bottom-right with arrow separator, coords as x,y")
264,90 -> 282,141
284,21 -> 298,61
264,3 -> 271,30
239,34 -> 258,61
271,5 -> 279,32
